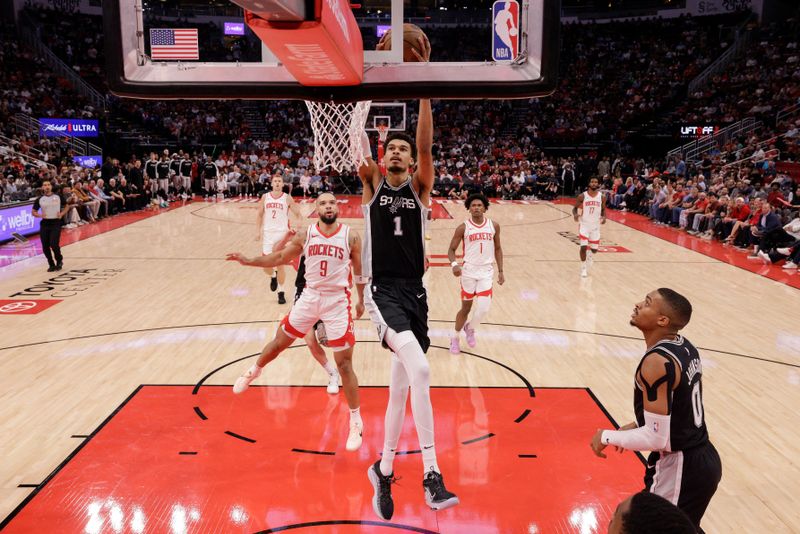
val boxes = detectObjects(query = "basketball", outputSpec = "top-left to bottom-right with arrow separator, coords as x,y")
377,23 -> 430,62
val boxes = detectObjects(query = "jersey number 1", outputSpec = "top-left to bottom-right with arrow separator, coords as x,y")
393,216 -> 403,236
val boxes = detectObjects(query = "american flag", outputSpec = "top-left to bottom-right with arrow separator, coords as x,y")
149,28 -> 199,60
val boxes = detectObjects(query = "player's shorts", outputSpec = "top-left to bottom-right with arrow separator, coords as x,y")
578,224 -> 600,247
460,265 -> 493,300
364,278 -> 430,353
644,441 -> 722,531
262,230 -> 288,256
280,287 -> 355,351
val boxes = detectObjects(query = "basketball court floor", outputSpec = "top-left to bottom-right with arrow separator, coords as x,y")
0,197 -> 797,533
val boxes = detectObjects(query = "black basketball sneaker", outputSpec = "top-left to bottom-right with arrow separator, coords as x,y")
422,469 -> 459,511
367,461 -> 396,520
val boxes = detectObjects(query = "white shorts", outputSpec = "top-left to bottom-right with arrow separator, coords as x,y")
262,230 -> 288,255
579,224 -> 600,247
461,267 -> 493,300
280,288 -> 355,350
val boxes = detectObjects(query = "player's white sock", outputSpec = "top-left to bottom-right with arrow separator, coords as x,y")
323,360 -> 337,376
380,353 -> 409,476
277,283 -> 285,292
350,407 -> 362,425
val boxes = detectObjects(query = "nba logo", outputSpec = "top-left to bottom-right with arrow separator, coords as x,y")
492,0 -> 520,62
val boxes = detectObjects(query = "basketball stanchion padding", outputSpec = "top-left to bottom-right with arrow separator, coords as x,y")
245,0 -> 364,86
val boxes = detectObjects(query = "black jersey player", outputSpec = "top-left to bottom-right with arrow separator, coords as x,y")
358,94 -> 459,520
591,288 -> 722,533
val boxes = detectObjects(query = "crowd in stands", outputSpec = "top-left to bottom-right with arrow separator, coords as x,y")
603,136 -> 800,271
674,18 -> 800,128
513,14 -> 745,142
4,7 -> 800,266
18,7 -> 755,150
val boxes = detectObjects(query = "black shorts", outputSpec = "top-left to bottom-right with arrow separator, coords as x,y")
645,441 -> 722,533
365,278 -> 430,353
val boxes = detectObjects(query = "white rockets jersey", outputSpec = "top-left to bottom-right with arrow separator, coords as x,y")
262,192 -> 290,234
581,190 -> 603,227
303,223 -> 352,292
463,218 -> 495,269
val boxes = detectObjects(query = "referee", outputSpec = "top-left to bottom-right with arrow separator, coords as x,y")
32,179 -> 68,272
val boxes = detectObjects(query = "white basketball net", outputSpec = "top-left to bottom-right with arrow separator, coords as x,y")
305,100 -> 372,173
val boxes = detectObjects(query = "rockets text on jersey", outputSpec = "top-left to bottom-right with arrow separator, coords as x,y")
581,190 -> 603,227
263,192 -> 290,233
463,218 -> 495,270
302,223 -> 352,291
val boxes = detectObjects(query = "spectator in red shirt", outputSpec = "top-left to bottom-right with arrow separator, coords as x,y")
680,192 -> 708,230
728,198 -> 764,247
767,182 -> 792,209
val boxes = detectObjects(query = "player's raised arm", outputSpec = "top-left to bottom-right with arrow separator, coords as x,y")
227,232 -> 304,268
413,99 -> 434,206
358,131 -> 381,204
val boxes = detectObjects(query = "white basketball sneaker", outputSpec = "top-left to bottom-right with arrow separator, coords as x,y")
326,372 -> 340,394
233,365 -> 262,394
346,420 -> 363,451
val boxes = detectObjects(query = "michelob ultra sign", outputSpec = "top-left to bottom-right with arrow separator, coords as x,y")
39,119 -> 100,137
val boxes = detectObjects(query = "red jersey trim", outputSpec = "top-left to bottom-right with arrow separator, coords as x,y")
316,222 -> 343,239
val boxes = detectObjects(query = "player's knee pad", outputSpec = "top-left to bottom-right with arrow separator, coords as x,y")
384,328 -> 416,353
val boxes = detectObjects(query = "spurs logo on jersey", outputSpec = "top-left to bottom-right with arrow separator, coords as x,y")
363,179 -> 429,280
379,195 -> 417,213
263,192 -> 289,232
581,191 -> 603,226
302,223 -> 352,291
463,218 -> 495,270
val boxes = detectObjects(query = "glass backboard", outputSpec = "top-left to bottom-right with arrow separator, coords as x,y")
104,0 -> 559,102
